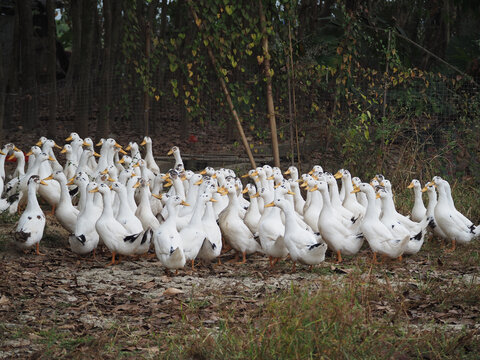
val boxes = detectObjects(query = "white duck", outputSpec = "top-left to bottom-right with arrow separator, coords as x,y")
13,175 -> 47,255
140,136 -> 160,174
69,181 -> 102,257
242,183 -> 261,235
314,181 -> 364,262
422,183 -> 448,241
153,195 -> 187,272
167,146 -> 184,171
218,183 -> 262,263
111,181 -> 153,256
378,188 -> 425,256
270,197 -> 327,271
355,183 -> 410,261
134,178 -> 161,231
45,171 -> 79,233
197,188 -> 222,264
93,183 -> 144,265
430,177 -> 479,251
408,179 -> 427,222
180,192 -> 210,269
258,186 -> 288,267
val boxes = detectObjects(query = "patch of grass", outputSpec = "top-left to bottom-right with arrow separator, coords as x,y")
157,274 -> 480,359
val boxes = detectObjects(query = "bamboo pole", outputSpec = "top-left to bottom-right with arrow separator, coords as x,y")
188,1 -> 256,169
288,20 -> 301,170
259,0 -> 280,168
143,22 -> 151,137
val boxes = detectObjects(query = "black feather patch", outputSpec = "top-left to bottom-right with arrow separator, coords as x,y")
140,230 -> 151,245
412,230 -> 422,241
308,243 -> 322,250
169,246 -> 175,255
124,233 -> 140,243
77,234 -> 86,245
427,217 -> 436,229
351,216 -> 358,224
469,224 -> 476,234
14,230 -> 30,243
211,242 -> 216,250
7,193 -> 19,203
314,232 -> 321,236
69,186 -> 79,196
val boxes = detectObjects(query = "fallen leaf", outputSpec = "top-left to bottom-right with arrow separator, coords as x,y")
163,288 -> 184,296
0,295 -> 10,305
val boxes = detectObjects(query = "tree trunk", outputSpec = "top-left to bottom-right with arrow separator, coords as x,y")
46,0 -> 57,139
65,0 -> 82,84
0,42 -> 5,142
75,0 -> 95,138
259,0 -> 280,167
96,0 -> 113,139
17,0 -> 38,129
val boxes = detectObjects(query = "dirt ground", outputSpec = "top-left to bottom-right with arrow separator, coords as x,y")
1,211 -> 479,359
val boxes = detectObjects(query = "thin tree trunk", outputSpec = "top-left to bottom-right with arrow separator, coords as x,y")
75,0 -> 95,138
97,0 -> 113,139
46,0 -> 57,139
143,22 -> 151,136
17,0 -> 38,129
0,42 -> 5,142
259,0 -> 280,167
188,1 -> 256,169
66,0 -> 82,85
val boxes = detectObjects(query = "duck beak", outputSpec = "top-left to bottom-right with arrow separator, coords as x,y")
163,181 -> 173,188
274,184 -> 281,189
181,201 -> 190,206
43,174 -> 54,181
107,177 -> 115,182
241,173 -> 250,178
287,190 -> 295,195
200,169 -> 207,175
26,151 -> 33,156
284,169 -> 291,175
152,193 -> 162,200
114,142 -> 123,149
48,156 -> 55,161
93,152 -> 101,157
39,180 -> 48,186
60,148 -> 67,153
266,175 -> 274,180
241,187 -> 249,194
7,154 -> 15,161
351,188 -> 360,194
101,169 -> 109,175
120,149 -> 128,155
54,142 -> 62,149
96,140 -> 103,146
421,187 -> 428,193
13,146 -> 21,152
65,136 -> 73,141
375,193 -> 381,199
251,171 -> 258,177
252,192 -> 260,198
118,158 -> 125,164
0,150 -> 5,156
334,171 -> 342,179
308,170 -> 314,175
167,149 -> 174,155
212,173 -> 217,179
427,181 -> 435,186
89,187 -> 99,193
194,179 -> 203,186
210,198 -> 218,202
67,179 -> 75,186
264,202 -> 275,208
36,140 -> 43,146
140,139 -> 147,146
82,141 -> 90,146
309,185 -> 318,192
133,181 -> 141,188
407,182 -> 414,189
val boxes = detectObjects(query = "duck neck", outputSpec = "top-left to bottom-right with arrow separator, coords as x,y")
77,182 -> 88,213
381,195 -> 396,219
26,183 -> 41,212
58,178 -> 71,206
426,191 -> 437,215
364,191 -> 378,220
101,191 -> 114,218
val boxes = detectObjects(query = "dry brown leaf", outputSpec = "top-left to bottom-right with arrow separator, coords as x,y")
0,295 -> 10,305
163,287 -> 184,296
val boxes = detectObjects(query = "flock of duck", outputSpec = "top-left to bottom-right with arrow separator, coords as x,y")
0,133 -> 478,272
